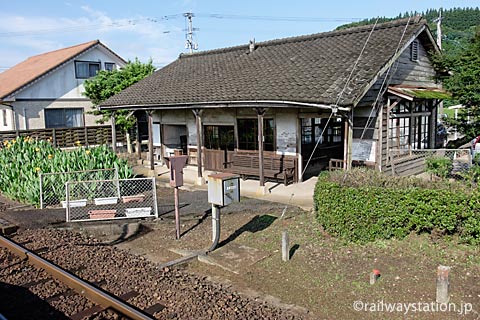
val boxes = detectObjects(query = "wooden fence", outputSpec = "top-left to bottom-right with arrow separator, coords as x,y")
0,126 -> 125,148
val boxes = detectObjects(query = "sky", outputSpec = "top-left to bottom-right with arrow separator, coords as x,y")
1,0 -> 479,71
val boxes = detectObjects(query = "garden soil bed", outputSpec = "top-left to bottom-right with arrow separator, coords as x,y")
1,186 -> 479,319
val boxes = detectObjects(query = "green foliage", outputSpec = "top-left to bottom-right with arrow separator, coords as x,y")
83,58 -> 155,132
0,137 -> 134,206
425,156 -> 453,179
314,169 -> 480,245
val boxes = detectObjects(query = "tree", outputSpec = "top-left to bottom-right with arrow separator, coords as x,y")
435,29 -> 480,138
84,58 -> 155,132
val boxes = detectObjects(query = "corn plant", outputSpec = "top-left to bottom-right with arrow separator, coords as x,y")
0,137 -> 134,207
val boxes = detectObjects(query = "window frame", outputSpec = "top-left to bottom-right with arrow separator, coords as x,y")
45,108 -> 84,128
74,60 -> 101,79
104,62 -> 116,71
237,118 -> 275,151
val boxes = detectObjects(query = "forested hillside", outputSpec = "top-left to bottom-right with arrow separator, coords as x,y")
337,7 -> 480,56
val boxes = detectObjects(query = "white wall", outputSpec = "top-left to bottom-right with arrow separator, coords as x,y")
0,45 -> 126,131
15,46 -> 125,100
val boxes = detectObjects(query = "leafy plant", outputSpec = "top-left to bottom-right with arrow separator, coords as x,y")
0,137 -> 134,207
314,169 -> 480,245
425,156 -> 453,179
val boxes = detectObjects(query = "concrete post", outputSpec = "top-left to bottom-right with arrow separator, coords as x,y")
436,265 -> 450,303
282,231 -> 289,262
111,112 -> 117,153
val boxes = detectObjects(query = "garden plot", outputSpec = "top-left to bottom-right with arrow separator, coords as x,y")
65,178 -> 158,222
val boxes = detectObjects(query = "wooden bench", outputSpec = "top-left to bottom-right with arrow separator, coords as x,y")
225,153 -> 296,185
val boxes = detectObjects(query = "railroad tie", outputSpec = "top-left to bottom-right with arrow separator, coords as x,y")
69,291 -> 140,320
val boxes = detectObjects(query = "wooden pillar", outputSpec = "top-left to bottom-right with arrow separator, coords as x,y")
111,112 -> 117,153
345,112 -> 353,170
147,111 -> 154,171
136,114 -> 142,160
256,108 -> 267,187
192,109 -> 203,180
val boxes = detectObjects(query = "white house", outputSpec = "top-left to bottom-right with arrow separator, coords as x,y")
0,40 -> 126,131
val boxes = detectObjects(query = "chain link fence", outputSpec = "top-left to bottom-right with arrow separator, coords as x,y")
388,148 -> 472,178
39,168 -> 118,209
65,177 -> 158,222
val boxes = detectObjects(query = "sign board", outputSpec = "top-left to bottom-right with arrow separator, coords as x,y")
352,139 -> 376,162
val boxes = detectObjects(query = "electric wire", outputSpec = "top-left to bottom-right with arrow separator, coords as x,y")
301,18 -> 380,178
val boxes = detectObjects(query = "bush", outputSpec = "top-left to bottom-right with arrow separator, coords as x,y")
425,156 -> 453,179
314,169 -> 480,244
0,137 -> 134,206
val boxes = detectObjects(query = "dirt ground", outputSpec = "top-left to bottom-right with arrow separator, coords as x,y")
112,187 -> 480,319
2,186 -> 480,319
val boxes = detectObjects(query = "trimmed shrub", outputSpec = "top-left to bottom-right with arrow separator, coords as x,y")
0,137 -> 134,206
314,169 -> 480,244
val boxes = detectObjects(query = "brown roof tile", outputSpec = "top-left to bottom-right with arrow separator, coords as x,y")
102,17 -> 432,109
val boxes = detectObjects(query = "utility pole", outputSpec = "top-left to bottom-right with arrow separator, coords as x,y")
433,9 -> 442,50
184,12 -> 198,53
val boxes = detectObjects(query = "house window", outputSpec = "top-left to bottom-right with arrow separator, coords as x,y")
2,109 -> 7,126
410,39 -> 419,62
105,62 -> 116,71
204,125 -> 235,150
45,108 -> 84,128
389,101 -> 432,150
75,61 -> 100,78
237,119 -> 274,151
301,118 -> 343,146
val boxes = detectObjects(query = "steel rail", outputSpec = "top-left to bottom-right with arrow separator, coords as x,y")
0,235 -> 154,320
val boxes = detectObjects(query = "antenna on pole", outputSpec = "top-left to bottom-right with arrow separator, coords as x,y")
433,9 -> 443,50
184,12 -> 198,53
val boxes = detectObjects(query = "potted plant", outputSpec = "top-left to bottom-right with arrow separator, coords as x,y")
94,197 -> 118,205
88,209 -> 117,219
125,207 -> 151,218
61,199 -> 87,208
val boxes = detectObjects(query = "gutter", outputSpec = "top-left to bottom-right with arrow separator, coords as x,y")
99,100 -> 351,112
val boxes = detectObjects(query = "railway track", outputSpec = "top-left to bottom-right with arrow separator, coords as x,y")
0,234 -> 161,320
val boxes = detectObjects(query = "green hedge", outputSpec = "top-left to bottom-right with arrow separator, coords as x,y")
314,169 -> 480,244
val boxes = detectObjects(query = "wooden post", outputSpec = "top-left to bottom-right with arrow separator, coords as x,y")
147,111 -> 154,171
111,112 -> 117,153
192,109 -> 203,182
282,231 -> 289,262
52,128 -> 57,148
436,265 -> 450,303
136,115 -> 142,160
345,112 -> 353,170
256,108 -> 267,187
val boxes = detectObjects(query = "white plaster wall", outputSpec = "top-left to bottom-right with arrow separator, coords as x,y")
15,46 -> 126,100
11,100 -> 105,130
275,109 -> 298,154
0,107 -> 14,130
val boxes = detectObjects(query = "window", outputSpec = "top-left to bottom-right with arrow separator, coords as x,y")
237,119 -> 274,151
45,108 -> 84,128
2,109 -> 7,126
410,39 -> 419,62
105,62 -> 116,71
301,118 -> 343,146
75,61 -> 100,78
389,101 -> 432,150
204,125 -> 235,150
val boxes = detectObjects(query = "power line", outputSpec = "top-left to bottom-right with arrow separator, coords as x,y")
195,13 -> 363,22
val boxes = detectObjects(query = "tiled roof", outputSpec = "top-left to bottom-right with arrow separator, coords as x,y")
0,40 -> 123,99
102,17 -> 431,109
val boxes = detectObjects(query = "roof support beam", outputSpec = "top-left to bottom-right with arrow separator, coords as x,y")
255,107 -> 268,191
192,109 -> 204,184
147,111 -> 154,171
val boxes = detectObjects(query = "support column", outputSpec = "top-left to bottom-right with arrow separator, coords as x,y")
111,112 -> 117,153
256,108 -> 268,195
136,115 -> 142,160
345,112 -> 353,170
192,109 -> 205,185
147,111 -> 154,171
